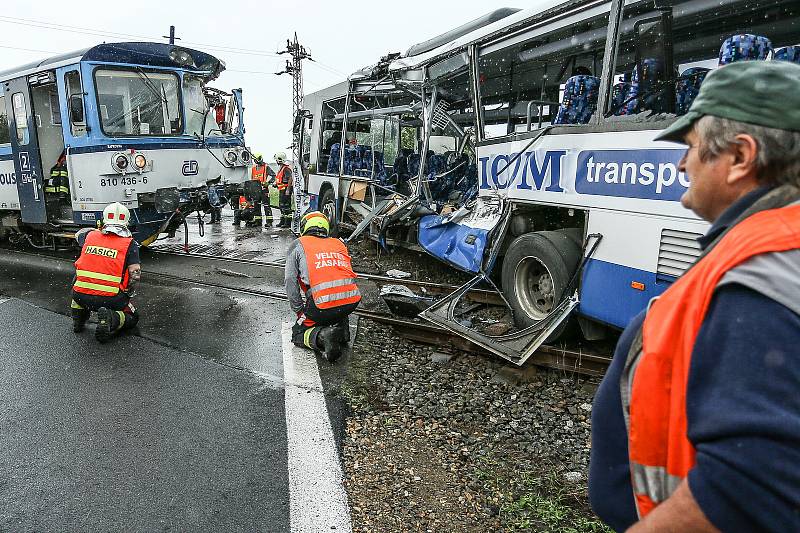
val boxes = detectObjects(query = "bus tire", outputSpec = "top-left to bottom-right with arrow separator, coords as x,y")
319,186 -> 338,237
501,231 -> 581,341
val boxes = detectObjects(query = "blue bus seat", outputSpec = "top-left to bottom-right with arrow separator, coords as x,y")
675,67 -> 710,116
327,143 -> 341,174
553,75 -> 600,124
774,45 -> 800,64
623,58 -> 666,115
719,34 -> 772,65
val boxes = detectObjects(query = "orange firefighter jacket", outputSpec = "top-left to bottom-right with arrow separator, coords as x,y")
298,235 -> 361,309
73,230 -> 132,296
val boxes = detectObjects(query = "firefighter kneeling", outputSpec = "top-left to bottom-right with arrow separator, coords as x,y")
71,202 -> 141,343
285,211 -> 360,362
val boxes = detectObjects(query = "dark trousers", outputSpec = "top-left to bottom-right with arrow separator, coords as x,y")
291,301 -> 358,350
279,187 -> 293,226
71,291 -> 139,331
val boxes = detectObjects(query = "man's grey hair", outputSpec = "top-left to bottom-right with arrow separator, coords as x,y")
695,115 -> 800,187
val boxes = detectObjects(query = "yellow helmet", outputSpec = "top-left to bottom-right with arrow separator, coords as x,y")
300,211 -> 329,236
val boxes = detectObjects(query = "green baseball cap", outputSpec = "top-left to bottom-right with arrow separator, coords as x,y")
655,60 -> 800,143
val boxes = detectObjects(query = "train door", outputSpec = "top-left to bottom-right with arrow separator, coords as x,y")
4,76 -> 47,224
29,72 -> 68,222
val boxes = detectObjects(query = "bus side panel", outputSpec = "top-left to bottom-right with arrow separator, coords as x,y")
578,209 -> 707,328
0,150 -> 20,211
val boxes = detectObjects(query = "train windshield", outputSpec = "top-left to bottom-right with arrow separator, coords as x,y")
94,69 -> 182,136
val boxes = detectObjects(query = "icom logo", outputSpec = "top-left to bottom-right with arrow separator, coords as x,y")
182,160 -> 199,176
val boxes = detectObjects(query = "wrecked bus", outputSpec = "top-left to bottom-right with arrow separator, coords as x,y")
300,0 -> 800,365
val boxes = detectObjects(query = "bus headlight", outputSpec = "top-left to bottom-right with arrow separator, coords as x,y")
224,150 -> 238,165
134,154 -> 147,170
113,153 -> 130,173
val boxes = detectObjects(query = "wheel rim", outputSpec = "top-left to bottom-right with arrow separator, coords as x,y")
321,197 -> 336,224
514,256 -> 556,320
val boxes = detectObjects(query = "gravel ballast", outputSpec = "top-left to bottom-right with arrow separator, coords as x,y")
342,320 -> 610,532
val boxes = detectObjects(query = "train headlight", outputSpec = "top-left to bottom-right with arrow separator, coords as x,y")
224,150 -> 238,165
240,150 -> 251,164
134,154 -> 147,170
113,153 -> 129,172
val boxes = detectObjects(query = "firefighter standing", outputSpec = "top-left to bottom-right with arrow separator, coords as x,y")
251,153 -> 273,227
274,152 -> 294,228
46,150 -> 69,198
71,202 -> 141,343
285,211 -> 360,361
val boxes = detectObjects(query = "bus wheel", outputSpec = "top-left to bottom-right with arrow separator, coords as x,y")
501,231 -> 581,340
319,187 -> 338,237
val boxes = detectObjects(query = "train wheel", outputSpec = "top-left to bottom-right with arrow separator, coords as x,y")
501,230 -> 581,341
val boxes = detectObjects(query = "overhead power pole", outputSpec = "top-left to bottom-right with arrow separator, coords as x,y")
276,33 -> 312,233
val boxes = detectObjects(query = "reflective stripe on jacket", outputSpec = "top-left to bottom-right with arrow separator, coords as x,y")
623,202 -> 800,517
252,164 -> 267,185
73,230 -> 132,296
275,164 -> 291,190
298,235 -> 360,309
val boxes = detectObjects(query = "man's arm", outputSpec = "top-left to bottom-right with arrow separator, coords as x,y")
626,481 -> 718,532
284,241 -> 305,313
127,263 -> 141,292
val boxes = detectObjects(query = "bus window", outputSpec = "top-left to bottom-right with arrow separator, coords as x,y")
477,9 -> 610,138
94,69 -> 182,137
12,92 -> 29,145
319,96 -> 346,174
0,96 -> 9,145
64,71 -> 86,137
607,0 -> 799,119
424,68 -> 477,205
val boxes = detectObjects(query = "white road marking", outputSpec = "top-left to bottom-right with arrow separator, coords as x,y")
281,321 -> 352,533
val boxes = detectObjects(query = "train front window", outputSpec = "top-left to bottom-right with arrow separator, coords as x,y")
94,69 -> 182,137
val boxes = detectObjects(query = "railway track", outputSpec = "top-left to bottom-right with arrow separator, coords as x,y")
1,246 -> 612,376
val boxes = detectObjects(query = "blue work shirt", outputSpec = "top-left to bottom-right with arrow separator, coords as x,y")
589,187 -> 800,532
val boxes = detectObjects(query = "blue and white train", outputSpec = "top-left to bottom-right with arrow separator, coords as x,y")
0,42 -> 251,246
302,0 -> 800,363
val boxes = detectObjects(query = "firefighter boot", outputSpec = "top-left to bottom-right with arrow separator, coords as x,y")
71,306 -> 89,333
316,324 -> 346,363
95,307 -> 121,343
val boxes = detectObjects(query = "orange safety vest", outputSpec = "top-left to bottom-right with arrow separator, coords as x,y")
275,164 -> 291,191
73,230 -> 133,297
252,163 -> 267,185
299,235 -> 361,309
625,203 -> 800,517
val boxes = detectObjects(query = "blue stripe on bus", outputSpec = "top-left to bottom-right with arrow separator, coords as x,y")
68,140 -> 243,155
0,152 -> 12,161
578,258 -> 675,329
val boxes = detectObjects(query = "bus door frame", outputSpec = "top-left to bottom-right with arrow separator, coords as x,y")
4,75 -> 47,224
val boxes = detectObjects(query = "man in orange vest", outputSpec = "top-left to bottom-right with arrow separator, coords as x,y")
250,153 -> 273,227
589,61 -> 800,532
273,152 -> 294,229
71,202 -> 142,343
284,211 -> 360,361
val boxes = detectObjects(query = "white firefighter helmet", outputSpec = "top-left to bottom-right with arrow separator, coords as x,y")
274,151 -> 287,164
103,202 -> 131,227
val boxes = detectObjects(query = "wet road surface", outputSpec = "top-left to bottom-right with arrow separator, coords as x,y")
0,235 -> 354,531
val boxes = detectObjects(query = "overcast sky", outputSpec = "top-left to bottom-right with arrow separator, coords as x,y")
0,1 -> 528,159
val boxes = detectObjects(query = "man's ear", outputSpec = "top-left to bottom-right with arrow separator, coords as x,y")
727,133 -> 759,186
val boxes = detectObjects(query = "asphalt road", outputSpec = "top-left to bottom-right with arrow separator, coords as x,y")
0,248 -> 352,531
